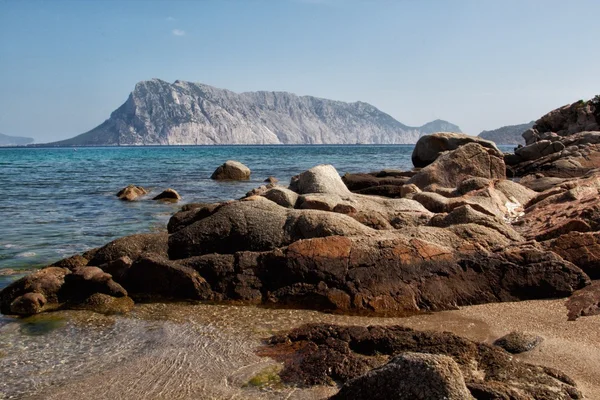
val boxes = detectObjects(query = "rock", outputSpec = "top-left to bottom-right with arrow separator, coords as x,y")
168,197 -> 373,259
210,160 -> 251,180
332,352 -> 473,400
264,176 -> 279,184
524,97 -> 600,145
515,173 -> 600,241
51,254 -> 89,271
518,175 -> 567,192
509,131 -> 600,178
88,232 -> 169,265
99,256 -> 133,281
152,188 -> 181,201
122,253 -> 212,300
261,236 -> 587,314
342,172 -> 409,196
167,203 -> 220,233
566,281 -> 600,321
456,177 -> 491,195
263,323 -> 582,399
261,186 -> 299,208
116,185 -> 147,201
493,331 -> 544,354
0,267 -> 68,315
291,164 -> 351,196
545,231 -> 600,279
70,293 -> 134,314
0,265 -> 130,316
409,143 -> 506,190
412,132 -> 501,168
400,183 -> 421,198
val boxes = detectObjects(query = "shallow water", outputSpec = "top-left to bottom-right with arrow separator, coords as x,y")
0,302 -> 490,400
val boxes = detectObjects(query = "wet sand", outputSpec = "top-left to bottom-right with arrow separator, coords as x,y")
1,298 -> 598,399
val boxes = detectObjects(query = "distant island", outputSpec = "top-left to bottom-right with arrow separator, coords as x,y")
46,79 -> 461,146
0,133 -> 34,146
478,121 -> 534,145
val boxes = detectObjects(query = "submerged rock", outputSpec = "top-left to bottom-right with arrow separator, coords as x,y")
152,188 -> 181,201
116,185 -> 147,201
210,160 -> 251,180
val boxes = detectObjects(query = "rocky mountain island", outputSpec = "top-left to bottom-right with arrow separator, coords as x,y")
48,79 -> 460,146
0,132 -> 34,146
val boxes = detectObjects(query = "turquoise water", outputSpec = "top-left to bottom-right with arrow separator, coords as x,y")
0,145 -> 415,287
0,144 -> 514,289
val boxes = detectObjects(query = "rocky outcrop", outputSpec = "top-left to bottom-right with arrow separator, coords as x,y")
262,323 -> 582,399
412,132 -> 500,168
566,281 -> 600,321
409,143 -> 506,190
507,96 -> 600,178
116,185 -> 147,201
46,79 -> 461,146
210,160 -> 251,180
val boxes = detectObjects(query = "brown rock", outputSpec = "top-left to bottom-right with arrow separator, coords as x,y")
152,188 -> 181,201
263,323 -> 581,399
544,231 -> 600,279
88,232 -> 169,265
116,185 -> 147,201
566,281 -> 600,321
409,143 -> 506,190
493,331 -> 544,354
332,352 -> 474,400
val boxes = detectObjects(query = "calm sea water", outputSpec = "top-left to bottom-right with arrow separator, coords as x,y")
0,144 -> 513,289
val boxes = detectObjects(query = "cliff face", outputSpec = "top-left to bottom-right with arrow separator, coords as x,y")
0,133 -> 34,146
50,79 -> 461,146
478,122 -> 535,145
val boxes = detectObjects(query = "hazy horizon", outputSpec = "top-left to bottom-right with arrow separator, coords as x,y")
1,0 -> 599,143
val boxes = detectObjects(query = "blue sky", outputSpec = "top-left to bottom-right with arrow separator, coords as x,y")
1,0 -> 599,142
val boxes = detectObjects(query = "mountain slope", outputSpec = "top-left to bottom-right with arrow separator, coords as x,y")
49,79 -> 461,146
0,133 -> 34,146
478,122 -> 534,145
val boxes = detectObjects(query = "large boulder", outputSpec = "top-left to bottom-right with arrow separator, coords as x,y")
210,160 -> 251,180
545,231 -> 600,279
291,164 -> 351,196
332,352 -> 473,400
409,143 -> 506,190
168,197 -> 374,259
412,132 -> 500,168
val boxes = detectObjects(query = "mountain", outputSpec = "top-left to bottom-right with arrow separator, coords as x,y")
48,79 -> 461,146
478,121 -> 534,145
0,133 -> 34,146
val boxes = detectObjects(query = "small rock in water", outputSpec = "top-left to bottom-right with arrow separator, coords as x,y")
493,331 -> 544,353
210,160 -> 251,180
116,185 -> 148,201
264,176 -> 279,184
153,188 -> 181,201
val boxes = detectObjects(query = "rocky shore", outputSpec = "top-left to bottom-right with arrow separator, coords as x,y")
2,96 -> 600,399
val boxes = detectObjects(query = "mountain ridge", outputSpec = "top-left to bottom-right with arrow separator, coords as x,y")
478,121 -> 535,145
0,132 -> 34,146
47,79 -> 461,146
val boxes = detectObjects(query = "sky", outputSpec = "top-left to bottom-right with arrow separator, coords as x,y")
1,0 -> 599,143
